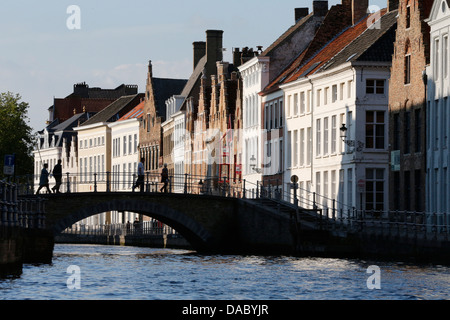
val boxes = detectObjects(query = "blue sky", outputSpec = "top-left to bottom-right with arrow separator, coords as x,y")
0,0 -> 387,132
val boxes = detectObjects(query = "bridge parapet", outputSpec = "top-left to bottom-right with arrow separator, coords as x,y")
1,180 -> 45,229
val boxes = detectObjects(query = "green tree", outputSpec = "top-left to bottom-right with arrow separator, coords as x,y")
0,92 -> 35,179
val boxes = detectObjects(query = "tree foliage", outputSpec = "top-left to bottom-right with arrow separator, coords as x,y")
0,92 -> 35,179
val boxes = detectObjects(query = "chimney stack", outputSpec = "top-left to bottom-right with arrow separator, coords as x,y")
206,30 -> 224,64
313,1 -> 329,17
387,0 -> 399,12
342,0 -> 369,25
295,8 -> 309,22
193,41 -> 206,70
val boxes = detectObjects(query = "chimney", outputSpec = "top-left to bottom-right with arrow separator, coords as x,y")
205,30 -> 224,77
343,0 -> 369,25
206,30 -> 224,64
193,41 -> 206,70
387,0 -> 399,12
295,8 -> 309,22
233,48 -> 242,69
313,1 -> 328,17
217,61 -> 229,82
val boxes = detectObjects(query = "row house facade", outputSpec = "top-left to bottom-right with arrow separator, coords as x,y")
388,0 -> 432,213
138,61 -> 187,186
239,1 -> 329,196
74,94 -> 143,225
278,6 -> 397,213
426,0 -> 450,220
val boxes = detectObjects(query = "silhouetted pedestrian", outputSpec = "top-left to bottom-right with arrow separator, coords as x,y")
160,163 -> 169,193
132,157 -> 145,192
51,159 -> 62,193
36,163 -> 51,194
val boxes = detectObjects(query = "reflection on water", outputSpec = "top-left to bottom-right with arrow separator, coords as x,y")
0,244 -> 449,300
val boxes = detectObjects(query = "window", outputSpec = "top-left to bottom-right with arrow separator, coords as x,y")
324,117 -> 329,155
332,85 -> 338,103
347,168 -> 353,208
307,127 -> 312,166
300,129 -> 305,166
405,55 -> 411,84
274,102 -> 278,128
324,87 -> 329,105
129,135 -> 132,155
331,115 -> 337,154
435,38 -> 440,79
300,92 -> 305,114
316,119 -> 321,156
366,168 -> 385,211
316,172 -> 321,195
404,111 -> 411,154
393,113 -> 400,150
406,4 -> 411,29
279,100 -> 283,127
415,109 -> 422,153
366,111 -> 385,149
316,89 -> 321,107
444,35 -> 448,79
293,130 -> 298,167
294,94 -> 299,116
306,90 -> 311,113
366,79 -> 385,94
287,132 -> 292,168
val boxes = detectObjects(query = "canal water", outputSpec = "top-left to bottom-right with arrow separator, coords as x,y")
0,244 -> 449,300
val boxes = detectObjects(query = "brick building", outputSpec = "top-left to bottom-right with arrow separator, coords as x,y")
138,61 -> 187,182
48,82 -> 138,125
388,0 -> 433,212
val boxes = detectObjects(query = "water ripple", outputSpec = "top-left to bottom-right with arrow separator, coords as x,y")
1,244 -> 449,300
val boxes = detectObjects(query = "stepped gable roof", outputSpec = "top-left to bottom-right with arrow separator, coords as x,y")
270,8 -> 396,89
119,100 -> 145,121
81,94 -> 142,126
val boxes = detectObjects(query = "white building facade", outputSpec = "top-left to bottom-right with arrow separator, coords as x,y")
238,56 -> 270,197
281,61 -> 391,215
426,0 -> 450,221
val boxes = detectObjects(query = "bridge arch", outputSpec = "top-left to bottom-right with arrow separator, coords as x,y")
45,194 -> 225,252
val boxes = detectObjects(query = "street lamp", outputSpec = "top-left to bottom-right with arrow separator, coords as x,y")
250,155 -> 262,174
340,124 -> 364,152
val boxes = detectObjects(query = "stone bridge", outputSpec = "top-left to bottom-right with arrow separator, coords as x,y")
36,192 -> 297,254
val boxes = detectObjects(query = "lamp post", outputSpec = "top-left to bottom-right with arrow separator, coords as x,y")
340,124 -> 364,152
250,155 -> 262,174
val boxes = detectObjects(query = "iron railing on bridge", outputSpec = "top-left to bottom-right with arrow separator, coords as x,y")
1,179 -> 46,229
12,172 -> 450,241
61,221 -> 180,237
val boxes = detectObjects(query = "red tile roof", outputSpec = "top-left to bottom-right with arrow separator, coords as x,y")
263,8 -> 396,93
118,100 -> 145,121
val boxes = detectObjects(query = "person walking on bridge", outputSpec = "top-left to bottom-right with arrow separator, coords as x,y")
36,163 -> 51,194
132,157 -> 145,192
160,163 -> 169,193
51,159 -> 62,193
